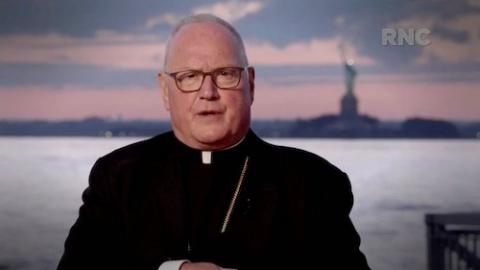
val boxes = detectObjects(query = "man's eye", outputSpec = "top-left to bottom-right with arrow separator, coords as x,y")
219,69 -> 235,77
178,72 -> 197,81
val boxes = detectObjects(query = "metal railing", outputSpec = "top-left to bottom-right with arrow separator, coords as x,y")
426,213 -> 480,270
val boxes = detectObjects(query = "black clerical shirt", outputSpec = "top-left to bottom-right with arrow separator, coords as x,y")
173,136 -> 249,263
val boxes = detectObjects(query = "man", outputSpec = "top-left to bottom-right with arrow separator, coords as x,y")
58,14 -> 370,270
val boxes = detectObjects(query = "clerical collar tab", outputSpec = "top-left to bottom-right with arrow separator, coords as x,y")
202,151 -> 212,164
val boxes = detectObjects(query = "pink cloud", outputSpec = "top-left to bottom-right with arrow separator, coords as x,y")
0,31 -> 376,70
246,38 -> 376,66
0,86 -> 169,120
254,77 -> 480,121
356,80 -> 480,121
1,78 -> 479,121
0,31 -> 166,70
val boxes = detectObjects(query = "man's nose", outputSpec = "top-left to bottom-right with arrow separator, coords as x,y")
198,75 -> 220,100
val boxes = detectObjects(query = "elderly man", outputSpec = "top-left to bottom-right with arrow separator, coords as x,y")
58,14 -> 370,270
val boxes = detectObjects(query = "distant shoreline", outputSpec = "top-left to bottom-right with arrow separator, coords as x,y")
0,117 -> 479,139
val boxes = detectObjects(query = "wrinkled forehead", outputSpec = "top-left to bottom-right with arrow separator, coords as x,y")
165,22 -> 247,70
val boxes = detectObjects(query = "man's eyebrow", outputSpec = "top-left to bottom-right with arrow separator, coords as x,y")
166,67 -> 201,73
168,65 -> 242,73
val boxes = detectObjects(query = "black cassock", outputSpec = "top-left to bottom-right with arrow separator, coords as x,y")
57,129 -> 370,270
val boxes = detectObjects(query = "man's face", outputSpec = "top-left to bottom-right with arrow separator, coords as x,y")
159,22 -> 254,150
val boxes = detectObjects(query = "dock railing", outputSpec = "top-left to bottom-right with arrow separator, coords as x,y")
426,213 -> 480,270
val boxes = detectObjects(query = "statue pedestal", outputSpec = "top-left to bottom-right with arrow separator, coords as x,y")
340,93 -> 358,120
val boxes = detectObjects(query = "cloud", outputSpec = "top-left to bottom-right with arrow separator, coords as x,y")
0,31 -> 166,70
145,12 -> 183,29
193,0 -> 265,22
426,14 -> 480,63
246,37 -> 376,66
0,30 -> 375,70
468,0 -> 480,7
145,0 -> 265,29
391,14 -> 480,64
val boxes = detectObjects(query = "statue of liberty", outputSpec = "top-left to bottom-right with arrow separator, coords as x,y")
338,43 -> 357,96
337,43 -> 359,119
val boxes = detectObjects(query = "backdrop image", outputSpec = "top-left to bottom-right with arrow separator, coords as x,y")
1,1 -> 479,269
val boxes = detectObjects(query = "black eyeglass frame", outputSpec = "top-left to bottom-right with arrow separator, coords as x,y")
161,66 -> 250,92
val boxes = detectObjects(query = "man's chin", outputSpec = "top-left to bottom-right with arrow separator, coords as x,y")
192,127 -> 231,149
195,133 -> 227,147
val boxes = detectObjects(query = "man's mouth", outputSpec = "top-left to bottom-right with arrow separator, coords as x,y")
198,110 -> 222,116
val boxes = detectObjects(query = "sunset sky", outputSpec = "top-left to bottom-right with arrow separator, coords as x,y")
1,0 -> 480,121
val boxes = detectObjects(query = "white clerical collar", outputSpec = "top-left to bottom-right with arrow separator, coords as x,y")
201,135 -> 246,164
201,151 -> 212,164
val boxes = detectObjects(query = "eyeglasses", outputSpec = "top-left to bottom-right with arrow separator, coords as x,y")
163,66 -> 248,92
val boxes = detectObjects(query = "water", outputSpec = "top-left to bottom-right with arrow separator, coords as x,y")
0,137 -> 479,270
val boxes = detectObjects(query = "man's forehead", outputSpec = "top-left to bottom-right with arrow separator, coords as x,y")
166,22 -> 244,69
171,22 -> 238,47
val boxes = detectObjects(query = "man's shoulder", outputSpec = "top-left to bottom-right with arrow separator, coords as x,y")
96,131 -> 175,166
258,139 -> 344,176
258,140 -> 352,207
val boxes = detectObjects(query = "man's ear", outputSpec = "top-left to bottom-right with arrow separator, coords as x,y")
247,66 -> 255,105
158,73 -> 170,111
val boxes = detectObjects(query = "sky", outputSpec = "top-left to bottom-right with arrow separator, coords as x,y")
1,0 -> 480,121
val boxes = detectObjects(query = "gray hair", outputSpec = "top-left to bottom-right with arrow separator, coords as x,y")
163,13 -> 249,70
